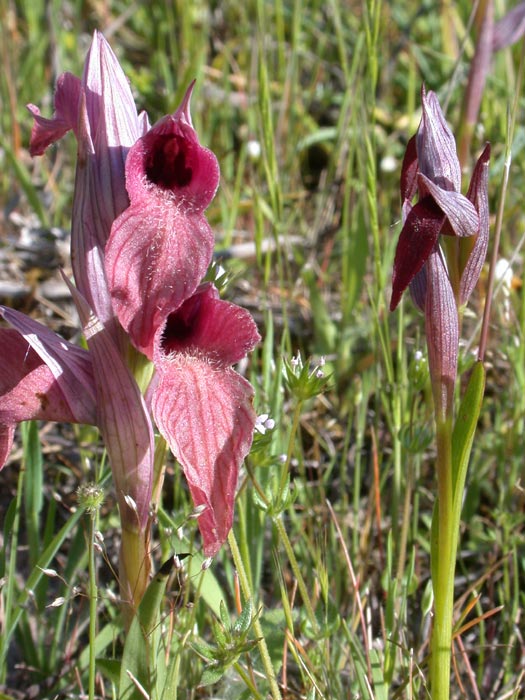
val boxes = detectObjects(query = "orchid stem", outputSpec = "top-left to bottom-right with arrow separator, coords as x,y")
228,530 -> 282,700
430,416 -> 456,700
87,509 -> 98,700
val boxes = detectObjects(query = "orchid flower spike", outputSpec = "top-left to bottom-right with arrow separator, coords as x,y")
390,87 -> 490,312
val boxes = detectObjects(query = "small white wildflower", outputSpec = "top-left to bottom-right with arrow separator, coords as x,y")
95,530 -> 104,544
246,139 -> 261,161
278,454 -> 287,463
495,258 -> 514,322
315,369 -> 324,378
177,526 -> 184,540
380,155 -> 398,173
290,354 -> 300,368
414,350 -> 423,362
47,596 -> 66,608
94,542 -> 103,554
106,588 -> 118,603
495,258 -> 513,290
318,356 -> 326,367
255,413 -> 275,435
39,567 -> 58,578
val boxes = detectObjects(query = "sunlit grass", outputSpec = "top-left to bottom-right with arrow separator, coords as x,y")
0,1 -> 524,698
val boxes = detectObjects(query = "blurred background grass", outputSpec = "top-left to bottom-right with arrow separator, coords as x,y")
0,1 -> 524,698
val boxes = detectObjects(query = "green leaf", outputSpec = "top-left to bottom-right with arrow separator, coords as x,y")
233,599 -> 253,636
211,616 -> 228,647
191,640 -> 216,661
369,648 -> 389,700
200,662 -> 227,687
452,361 -> 485,505
21,421 -> 43,569
119,557 -> 173,700
96,658 -> 121,685
0,499 -> 17,577
219,600 -> 230,629
78,620 -> 121,671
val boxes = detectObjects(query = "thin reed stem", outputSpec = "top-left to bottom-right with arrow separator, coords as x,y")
228,530 -> 282,700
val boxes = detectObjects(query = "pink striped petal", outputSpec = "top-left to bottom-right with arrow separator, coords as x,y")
67,282 -> 154,530
152,356 -> 256,555
460,144 -> 491,305
27,73 -> 81,156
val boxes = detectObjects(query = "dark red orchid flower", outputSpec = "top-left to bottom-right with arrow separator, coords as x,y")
390,88 -> 489,312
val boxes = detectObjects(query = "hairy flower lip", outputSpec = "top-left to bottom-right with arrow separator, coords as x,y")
149,283 -> 260,555
159,283 -> 261,365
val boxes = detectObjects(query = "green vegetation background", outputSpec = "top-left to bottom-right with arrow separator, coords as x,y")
0,1 -> 524,698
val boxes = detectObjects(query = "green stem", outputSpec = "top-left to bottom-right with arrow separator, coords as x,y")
430,417 -> 456,700
0,462 -> 25,683
227,530 -> 282,700
277,399 -> 303,501
273,516 -> 319,635
233,661 -> 264,700
87,512 -> 98,700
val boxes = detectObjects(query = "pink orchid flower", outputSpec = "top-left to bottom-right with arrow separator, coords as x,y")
150,283 -> 260,555
104,82 -> 220,358
12,30 -> 260,588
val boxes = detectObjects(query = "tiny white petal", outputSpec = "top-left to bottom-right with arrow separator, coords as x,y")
47,596 -> 66,608
380,155 -> 398,173
495,258 -> 513,290
246,139 -> 261,160
106,588 -> 118,603
189,503 -> 207,519
201,557 -> 213,571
